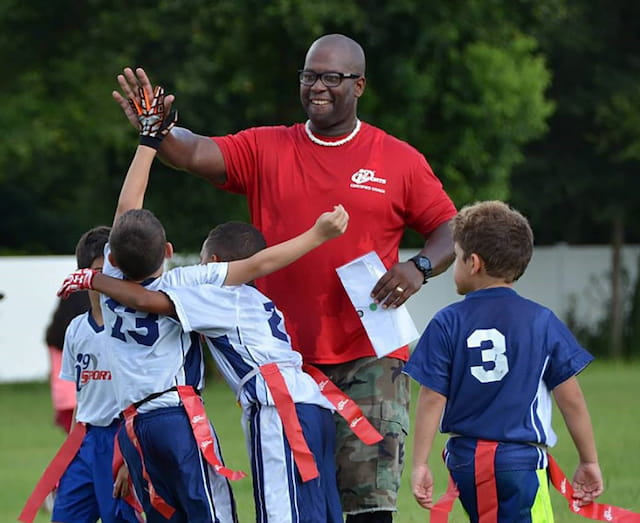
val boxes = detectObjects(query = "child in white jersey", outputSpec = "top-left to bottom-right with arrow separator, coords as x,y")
58,85 -> 349,523
64,220 -> 346,523
21,226 -> 140,523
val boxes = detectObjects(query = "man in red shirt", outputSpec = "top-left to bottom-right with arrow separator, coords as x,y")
113,33 -> 456,523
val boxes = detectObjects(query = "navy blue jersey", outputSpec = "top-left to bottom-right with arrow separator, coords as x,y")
404,287 -> 593,448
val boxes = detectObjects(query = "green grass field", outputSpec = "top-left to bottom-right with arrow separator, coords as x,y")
2,361 -> 639,522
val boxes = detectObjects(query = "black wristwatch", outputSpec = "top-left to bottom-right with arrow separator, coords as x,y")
410,255 -> 433,284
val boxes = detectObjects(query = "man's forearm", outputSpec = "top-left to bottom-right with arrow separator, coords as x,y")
419,219 -> 455,277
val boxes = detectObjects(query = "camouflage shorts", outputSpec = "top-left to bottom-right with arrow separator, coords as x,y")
317,356 -> 410,514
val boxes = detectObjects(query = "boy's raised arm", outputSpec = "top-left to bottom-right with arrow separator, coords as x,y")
113,86 -> 178,224
224,204 -> 349,285
113,146 -> 156,224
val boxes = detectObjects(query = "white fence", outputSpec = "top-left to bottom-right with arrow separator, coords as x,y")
1,245 -> 638,383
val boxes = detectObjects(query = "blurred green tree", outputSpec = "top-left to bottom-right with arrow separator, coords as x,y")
0,0 -> 557,253
510,0 -> 640,357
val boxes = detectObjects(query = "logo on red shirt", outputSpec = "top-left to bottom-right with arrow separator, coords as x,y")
350,169 -> 387,194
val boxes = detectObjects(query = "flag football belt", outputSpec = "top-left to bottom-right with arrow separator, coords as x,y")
237,362 -> 321,481
19,420 -> 144,523
259,362 -> 320,482
303,363 -> 384,446
429,440 -> 640,523
112,432 -> 145,522
237,362 -> 383,483
129,384 -> 185,409
122,385 -> 247,519
18,422 -> 87,523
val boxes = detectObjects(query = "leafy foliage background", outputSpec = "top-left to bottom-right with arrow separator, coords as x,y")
0,0 -> 565,253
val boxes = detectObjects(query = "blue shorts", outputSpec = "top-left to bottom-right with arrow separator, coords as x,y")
118,406 -> 237,523
52,421 -> 139,523
451,468 -> 553,522
446,439 -> 554,523
246,403 -> 342,523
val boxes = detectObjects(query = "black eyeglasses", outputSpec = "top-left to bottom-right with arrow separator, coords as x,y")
298,70 -> 361,87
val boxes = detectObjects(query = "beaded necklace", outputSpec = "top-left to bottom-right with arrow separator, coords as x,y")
304,119 -> 361,147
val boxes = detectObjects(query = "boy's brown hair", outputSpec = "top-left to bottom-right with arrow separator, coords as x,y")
452,200 -> 533,283
75,225 -> 111,269
109,209 -> 167,281
201,222 -> 267,262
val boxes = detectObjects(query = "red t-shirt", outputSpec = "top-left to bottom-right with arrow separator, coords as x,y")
213,122 -> 456,364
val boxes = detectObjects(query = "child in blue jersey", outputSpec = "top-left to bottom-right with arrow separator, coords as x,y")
404,201 -> 603,522
58,86 -> 348,523
52,225 -> 140,523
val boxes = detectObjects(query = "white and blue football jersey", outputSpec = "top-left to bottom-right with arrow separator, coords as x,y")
60,312 -> 121,426
100,245 -> 222,413
161,264 -> 340,522
163,263 -> 332,411
404,287 -> 593,448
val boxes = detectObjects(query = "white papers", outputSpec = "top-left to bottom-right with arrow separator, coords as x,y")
336,251 -> 419,358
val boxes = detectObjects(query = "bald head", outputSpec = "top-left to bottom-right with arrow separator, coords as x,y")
305,34 -> 366,76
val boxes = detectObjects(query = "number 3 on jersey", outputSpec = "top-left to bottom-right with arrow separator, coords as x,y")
467,328 -> 509,383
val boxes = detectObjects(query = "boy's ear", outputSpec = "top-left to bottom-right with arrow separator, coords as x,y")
199,252 -> 219,265
469,253 -> 483,274
108,252 -> 118,268
165,242 -> 174,260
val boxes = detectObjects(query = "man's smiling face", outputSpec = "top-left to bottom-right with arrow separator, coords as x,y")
299,40 -> 365,135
